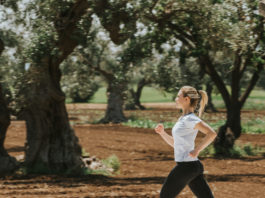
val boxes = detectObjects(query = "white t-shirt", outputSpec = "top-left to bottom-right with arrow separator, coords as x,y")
172,112 -> 202,162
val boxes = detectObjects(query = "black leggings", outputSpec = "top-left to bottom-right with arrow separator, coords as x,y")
160,160 -> 214,198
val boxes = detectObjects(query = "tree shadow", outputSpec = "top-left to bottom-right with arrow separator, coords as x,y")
205,173 -> 265,184
199,156 -> 265,162
2,172 -> 264,188
6,146 -> 25,153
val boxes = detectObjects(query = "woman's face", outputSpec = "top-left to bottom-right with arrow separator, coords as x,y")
175,90 -> 189,109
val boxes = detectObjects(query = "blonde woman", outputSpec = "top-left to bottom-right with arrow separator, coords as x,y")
155,86 -> 217,198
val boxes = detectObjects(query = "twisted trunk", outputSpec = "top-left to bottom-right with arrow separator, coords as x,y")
205,81 -> 217,112
0,39 -> 18,174
18,0 -> 91,173
214,105 -> 241,154
199,54 -> 264,154
125,79 -> 147,110
20,66 -> 84,173
259,0 -> 265,17
0,85 -> 18,174
100,81 -> 127,123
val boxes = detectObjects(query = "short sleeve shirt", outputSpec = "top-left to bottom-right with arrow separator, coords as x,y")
172,113 -> 202,162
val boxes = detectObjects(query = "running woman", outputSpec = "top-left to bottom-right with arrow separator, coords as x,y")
155,86 -> 217,198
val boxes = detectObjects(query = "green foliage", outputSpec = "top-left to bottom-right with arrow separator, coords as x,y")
25,23 -> 58,64
122,114 -> 265,135
0,30 -> 18,47
123,118 -> 175,129
208,120 -> 226,131
101,154 -> 120,173
81,148 -> 90,158
60,54 -> 101,103
200,143 -> 265,158
0,0 -> 18,11
242,118 -> 265,134
81,155 -> 121,176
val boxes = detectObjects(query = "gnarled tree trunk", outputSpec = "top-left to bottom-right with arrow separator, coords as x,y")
0,39 -> 18,174
125,79 -> 147,110
259,0 -> 265,17
19,66 -> 84,173
205,81 -> 217,112
214,105 -> 241,154
199,54 -> 264,154
17,0 -> 92,173
100,82 -> 127,123
0,84 -> 18,174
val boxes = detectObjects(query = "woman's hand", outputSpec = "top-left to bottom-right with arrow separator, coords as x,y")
155,123 -> 165,135
189,149 -> 200,158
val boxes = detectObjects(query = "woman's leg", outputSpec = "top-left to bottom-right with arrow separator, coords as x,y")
188,161 -> 214,198
188,174 -> 214,198
160,161 -> 201,198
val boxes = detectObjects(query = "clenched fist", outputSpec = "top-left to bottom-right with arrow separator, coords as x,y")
155,123 -> 165,135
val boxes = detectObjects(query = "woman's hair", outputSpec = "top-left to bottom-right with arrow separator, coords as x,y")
180,86 -> 208,117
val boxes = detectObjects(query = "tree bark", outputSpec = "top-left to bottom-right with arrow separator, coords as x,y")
125,79 -> 147,110
0,83 -> 18,175
19,66 -> 84,173
214,103 -> 241,154
134,79 -> 146,110
100,82 -> 127,123
205,81 -> 217,112
259,0 -> 265,17
18,1 -> 91,173
0,39 -> 18,174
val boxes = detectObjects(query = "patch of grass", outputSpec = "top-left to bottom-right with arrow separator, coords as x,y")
89,87 -> 108,103
87,87 -> 175,104
123,118 -> 175,129
242,118 -> 265,134
208,120 -> 226,131
212,88 -> 265,110
81,148 -> 90,158
207,118 -> 265,134
101,154 -> 121,174
82,155 -> 121,176
199,143 -> 265,158
72,85 -> 265,110
123,116 -> 264,135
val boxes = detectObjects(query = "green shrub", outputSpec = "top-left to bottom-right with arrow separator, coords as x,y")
123,118 -> 175,129
242,118 -> 265,134
101,154 -> 120,173
82,148 -> 90,158
199,143 -> 264,158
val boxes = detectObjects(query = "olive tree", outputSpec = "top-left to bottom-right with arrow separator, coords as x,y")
145,0 -> 265,153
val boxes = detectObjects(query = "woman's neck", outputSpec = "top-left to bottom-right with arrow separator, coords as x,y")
182,108 -> 194,116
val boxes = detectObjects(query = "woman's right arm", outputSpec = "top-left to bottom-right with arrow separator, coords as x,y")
155,124 -> 174,148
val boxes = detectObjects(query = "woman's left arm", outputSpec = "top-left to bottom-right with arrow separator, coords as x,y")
189,121 -> 217,158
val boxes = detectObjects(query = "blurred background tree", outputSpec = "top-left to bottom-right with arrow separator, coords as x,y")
0,0 -> 22,174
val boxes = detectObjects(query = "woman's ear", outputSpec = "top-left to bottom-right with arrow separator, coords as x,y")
185,96 -> 190,104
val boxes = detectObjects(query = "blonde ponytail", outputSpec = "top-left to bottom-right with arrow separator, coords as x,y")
198,90 -> 208,117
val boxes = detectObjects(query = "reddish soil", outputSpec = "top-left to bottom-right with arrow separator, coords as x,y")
1,103 -> 265,198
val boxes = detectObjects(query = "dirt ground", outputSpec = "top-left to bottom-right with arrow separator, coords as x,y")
1,103 -> 265,198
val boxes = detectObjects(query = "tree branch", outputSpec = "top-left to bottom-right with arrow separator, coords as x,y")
199,54 -> 231,110
239,63 -> 264,108
0,38 -> 4,55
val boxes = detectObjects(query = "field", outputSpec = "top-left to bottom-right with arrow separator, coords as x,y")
1,103 -> 265,198
87,86 -> 265,110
